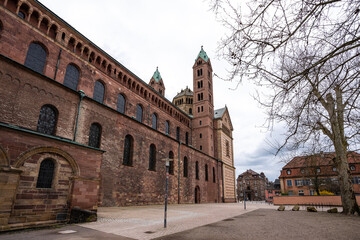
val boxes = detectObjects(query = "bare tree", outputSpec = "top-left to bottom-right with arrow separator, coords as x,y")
210,0 -> 360,214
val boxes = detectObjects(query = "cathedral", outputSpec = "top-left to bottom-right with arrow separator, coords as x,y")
0,0 -> 236,231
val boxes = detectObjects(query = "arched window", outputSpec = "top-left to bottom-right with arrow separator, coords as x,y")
189,108 -> 192,115
213,167 -> 216,183
152,113 -> 157,130
195,161 -> 199,180
183,156 -> 188,177
226,140 -> 230,157
165,120 -> 170,135
169,151 -> 174,175
136,104 -> 143,122
123,135 -> 133,166
63,64 -> 80,91
205,164 -> 208,181
149,144 -> 156,171
93,80 -> 105,103
37,104 -> 58,135
185,132 -> 189,145
88,123 -> 101,148
117,94 -> 126,114
24,42 -> 47,74
36,159 -> 55,188
176,127 -> 180,141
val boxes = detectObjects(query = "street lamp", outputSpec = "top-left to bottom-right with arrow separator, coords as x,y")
243,180 -> 246,210
161,154 -> 173,228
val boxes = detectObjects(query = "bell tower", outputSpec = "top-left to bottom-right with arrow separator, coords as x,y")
149,67 -> 165,96
192,46 -> 214,156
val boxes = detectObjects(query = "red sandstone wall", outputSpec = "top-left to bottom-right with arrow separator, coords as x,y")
0,4 -> 191,137
0,126 -> 102,225
0,1 -> 224,209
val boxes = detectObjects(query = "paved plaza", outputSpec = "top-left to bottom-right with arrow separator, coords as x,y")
0,202 -> 359,240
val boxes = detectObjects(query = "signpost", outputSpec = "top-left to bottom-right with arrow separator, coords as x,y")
161,155 -> 173,228
243,180 -> 246,210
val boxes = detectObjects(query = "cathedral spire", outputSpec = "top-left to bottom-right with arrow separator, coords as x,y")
195,45 -> 209,62
152,67 -> 162,82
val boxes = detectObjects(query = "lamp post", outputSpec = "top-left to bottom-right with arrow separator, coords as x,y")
161,155 -> 173,228
243,180 -> 246,210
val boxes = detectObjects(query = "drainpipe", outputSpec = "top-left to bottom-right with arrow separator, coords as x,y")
221,161 -> 225,203
178,140 -> 181,204
217,159 -> 220,203
190,118 -> 193,146
53,48 -> 62,80
148,104 -> 151,126
73,90 -> 86,141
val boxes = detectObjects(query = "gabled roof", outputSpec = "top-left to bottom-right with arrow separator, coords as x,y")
195,46 -> 209,62
214,106 -> 234,130
283,151 -> 360,169
152,67 -> 162,82
214,107 -> 226,119
239,169 -> 260,176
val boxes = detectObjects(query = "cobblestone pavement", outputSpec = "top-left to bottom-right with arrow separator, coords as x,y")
153,208 -> 360,240
80,202 -> 276,239
2,202 -> 355,240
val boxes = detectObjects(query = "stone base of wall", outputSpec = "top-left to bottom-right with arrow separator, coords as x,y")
223,198 -> 237,203
0,220 -> 66,232
273,195 -> 360,206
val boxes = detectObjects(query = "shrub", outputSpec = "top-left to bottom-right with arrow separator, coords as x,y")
314,190 -> 335,196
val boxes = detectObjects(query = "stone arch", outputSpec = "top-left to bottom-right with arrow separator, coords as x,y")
68,36 -> 76,51
75,42 -> 82,55
0,145 -> 9,167
48,23 -> 58,40
101,59 -> 107,70
29,9 -> 40,27
14,146 -> 80,176
39,16 -> 49,34
83,46 -> 90,59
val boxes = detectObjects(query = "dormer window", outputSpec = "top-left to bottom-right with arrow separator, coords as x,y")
350,165 -> 355,171
287,170 -> 291,175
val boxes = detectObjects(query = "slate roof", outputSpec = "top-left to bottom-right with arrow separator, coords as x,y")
214,107 -> 226,119
283,151 -> 360,169
239,169 -> 261,176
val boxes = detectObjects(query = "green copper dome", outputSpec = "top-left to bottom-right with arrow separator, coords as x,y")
196,46 -> 209,62
152,67 -> 162,82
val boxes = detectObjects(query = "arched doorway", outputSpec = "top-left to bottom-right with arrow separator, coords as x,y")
195,186 -> 200,204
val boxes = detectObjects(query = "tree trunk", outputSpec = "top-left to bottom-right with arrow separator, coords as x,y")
314,176 -> 320,196
334,149 -> 358,214
326,91 -> 359,214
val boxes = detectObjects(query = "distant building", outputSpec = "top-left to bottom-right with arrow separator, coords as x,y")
237,169 -> 268,201
265,179 -> 281,202
279,152 -> 360,196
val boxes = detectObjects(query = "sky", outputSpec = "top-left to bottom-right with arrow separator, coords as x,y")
39,0 -> 285,181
